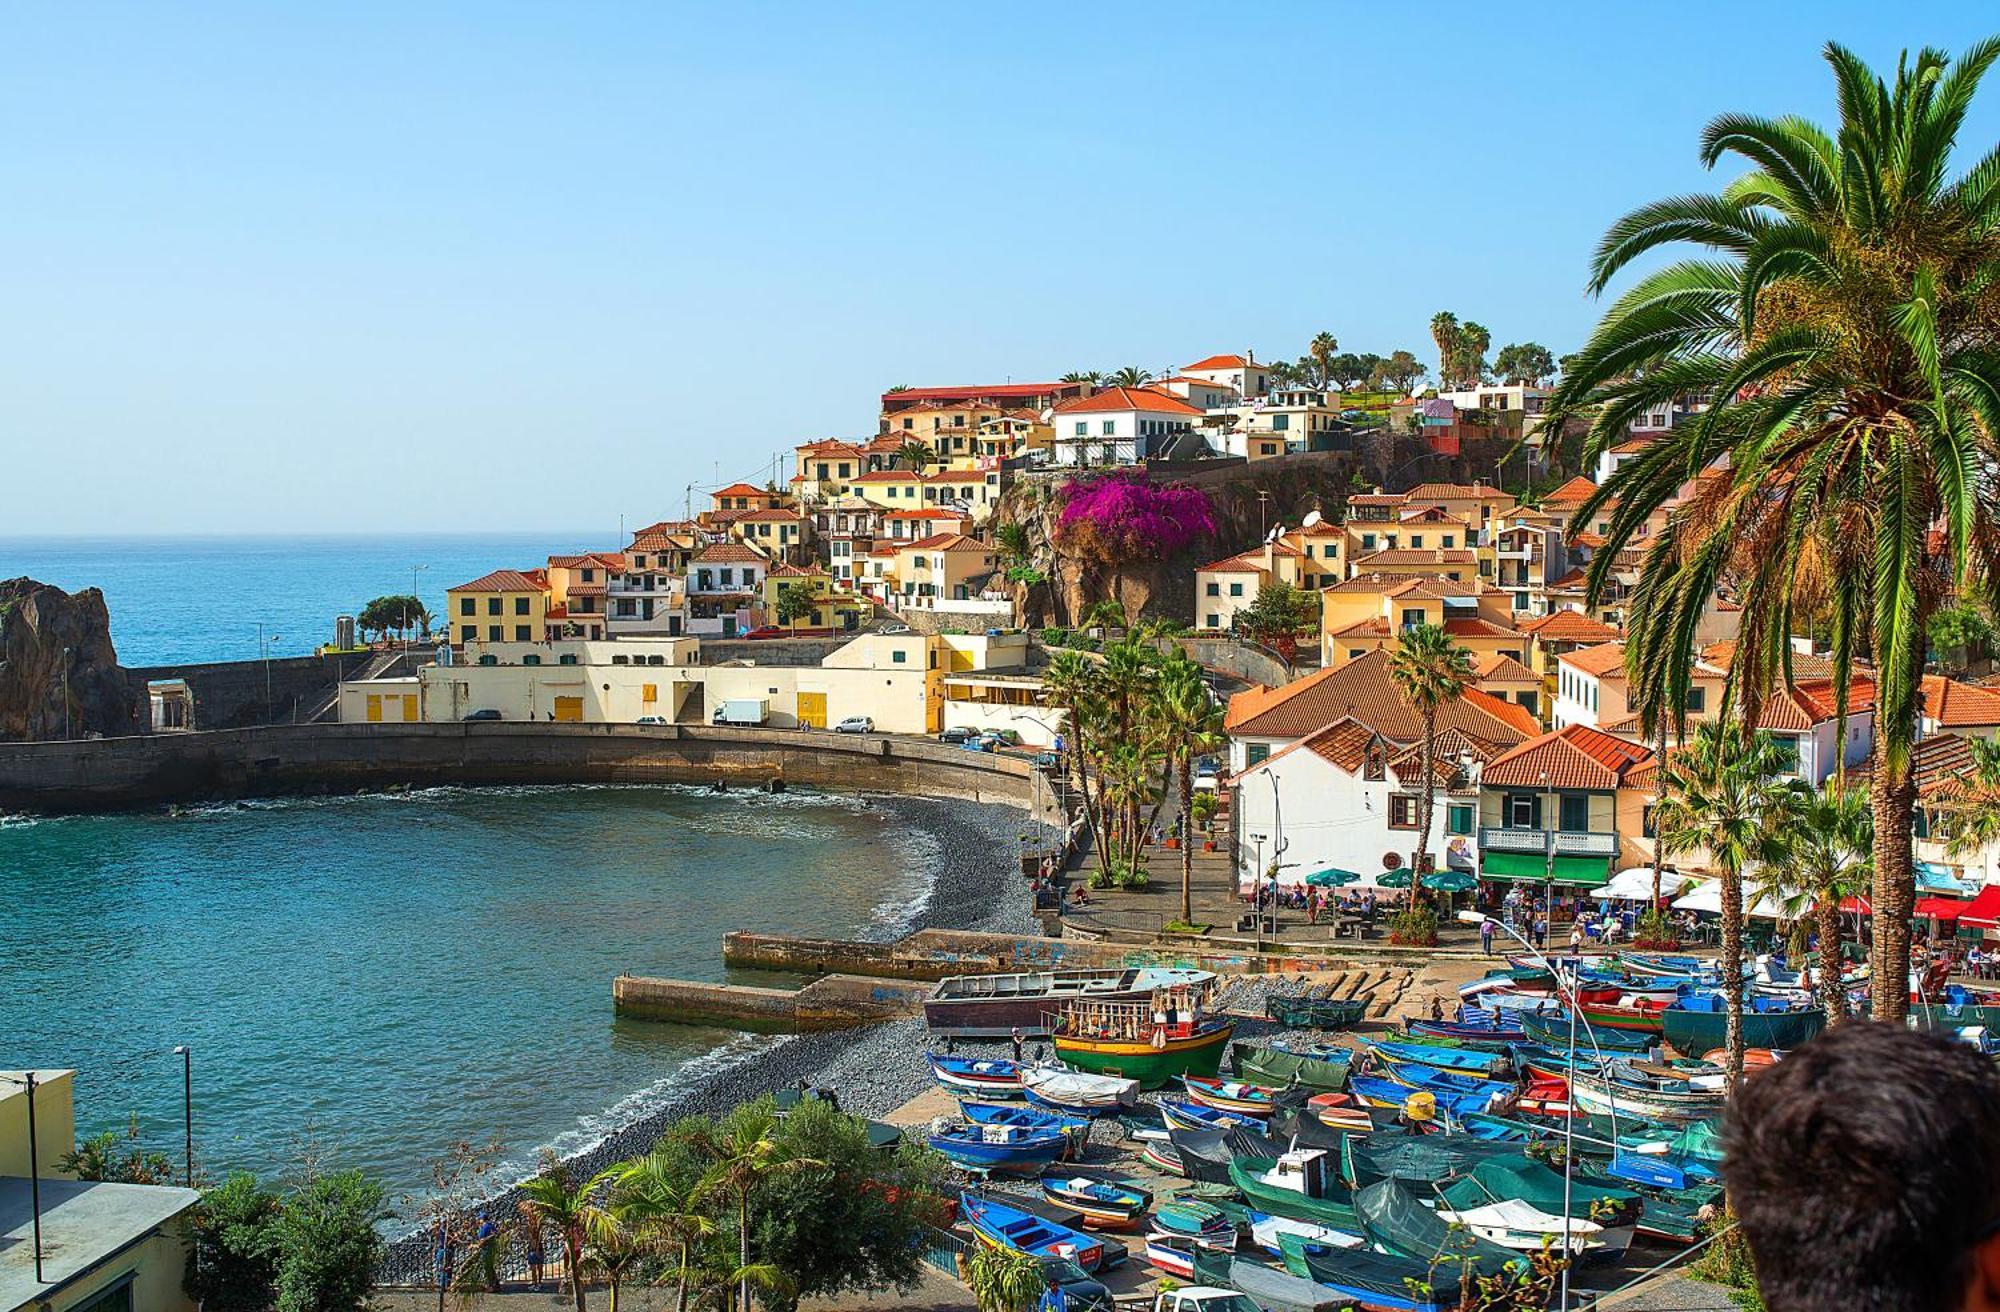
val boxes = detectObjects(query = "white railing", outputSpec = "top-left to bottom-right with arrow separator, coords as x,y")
1479,826 -> 1618,857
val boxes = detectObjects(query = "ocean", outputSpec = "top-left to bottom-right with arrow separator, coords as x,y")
0,532 -> 616,666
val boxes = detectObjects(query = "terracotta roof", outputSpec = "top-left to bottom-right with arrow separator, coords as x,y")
1560,642 -> 1630,679
1350,548 -> 1477,568
796,438 -> 867,456
1198,553 -> 1268,574
1542,475 -> 1599,506
1329,618 -> 1392,639
851,470 -> 924,484
1570,530 -> 1608,549
1224,648 -> 1538,743
1443,617 -> 1523,640
737,508 -> 805,523
565,582 -> 605,596
903,532 -> 991,552
1483,723 -> 1656,790
547,552 -> 627,569
1546,567 -> 1591,589
712,482 -> 771,498
1757,679 -> 1876,732
1921,675 -> 2000,728
1475,653 -> 1540,682
1184,353 -> 1259,371
1912,733 -> 1978,797
449,569 -> 545,593
1052,386 -> 1204,417
885,508 -> 967,521
1696,640 -> 1844,681
631,519 -> 696,538
881,383 -> 1070,403
1346,492 -> 1409,507
1404,482 -> 1513,502
925,469 -> 984,484
1322,574 -> 1490,600
766,562 -> 824,577
691,543 -> 769,565
1521,610 -> 1622,644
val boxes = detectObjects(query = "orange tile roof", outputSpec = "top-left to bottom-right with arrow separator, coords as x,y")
1405,482 -> 1514,502
1543,475 -> 1599,506
449,568 -> 545,593
736,507 -> 805,522
712,482 -> 771,498
1443,617 -> 1523,640
1052,386 -> 1205,417
1757,678 -> 1876,732
1560,642 -> 1630,678
1921,674 -> 2000,728
903,532 -> 990,552
1184,353 -> 1259,371
1329,617 -> 1392,639
1351,548 -> 1477,567
1476,653 -> 1540,682
1198,553 -> 1268,574
547,552 -> 627,569
1569,530 -> 1609,549
851,470 -> 923,484
1224,648 -> 1537,743
885,508 -> 967,521
1521,610 -> 1621,644
1346,492 -> 1409,507
766,562 -> 822,577
692,542 -> 769,565
1483,723 -> 1656,790
796,439 -> 868,456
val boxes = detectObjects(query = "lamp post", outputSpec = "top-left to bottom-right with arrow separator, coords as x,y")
9,1072 -> 46,1283
1249,832 -> 1267,950
173,1045 -> 193,1188
1457,910 -> 1625,1312
257,624 -> 283,720
59,646 -> 73,740
1541,769 -> 1556,945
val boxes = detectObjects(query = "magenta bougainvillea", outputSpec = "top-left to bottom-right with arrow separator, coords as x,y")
1054,471 -> 1217,567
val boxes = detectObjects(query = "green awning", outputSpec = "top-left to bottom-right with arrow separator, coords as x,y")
1480,850 -> 1612,888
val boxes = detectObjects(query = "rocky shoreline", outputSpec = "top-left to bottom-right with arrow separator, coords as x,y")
379,790 -> 1049,1282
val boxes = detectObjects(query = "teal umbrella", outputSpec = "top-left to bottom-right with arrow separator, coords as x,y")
1377,867 -> 1415,889
1422,870 -> 1477,893
1305,867 -> 1361,888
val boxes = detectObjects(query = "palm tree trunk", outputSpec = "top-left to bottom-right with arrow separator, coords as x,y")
1179,753 -> 1195,925
677,1244 -> 691,1312
1816,894 -> 1846,1026
738,1190 -> 750,1312
1411,705 -> 1437,909
1651,717 -> 1667,908
567,1236 -> 586,1312
1721,862 -> 1745,1084
1870,735 -> 1917,1024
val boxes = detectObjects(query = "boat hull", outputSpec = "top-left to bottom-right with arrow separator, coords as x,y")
1232,1042 -> 1352,1091
1661,1004 -> 1826,1055
924,968 -> 1216,1037
1053,1023 -> 1234,1088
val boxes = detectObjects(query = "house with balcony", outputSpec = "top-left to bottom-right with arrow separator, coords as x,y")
888,533 -> 998,611
1520,609 -> 1624,681
607,527 -> 697,637
684,542 -> 770,636
1048,386 -> 1203,466
923,467 -> 1003,522
1179,352 -> 1270,398
1476,723 -> 1658,891
850,468 -> 930,512
793,439 -> 871,501
710,482 -> 789,515
1319,576 -> 1524,670
544,552 -> 624,641
730,507 -> 813,565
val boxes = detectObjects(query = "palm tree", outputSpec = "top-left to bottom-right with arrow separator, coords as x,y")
1939,736 -> 2000,866
691,1105 -> 820,1312
613,1151 -> 714,1312
1652,723 -> 1794,1080
1386,624 -> 1476,887
1060,370 -> 1101,385
1760,778 -> 1872,1023
1106,366 -> 1154,388
580,1217 -> 644,1312
1542,38 -> 2000,1023
1429,311 -> 1461,387
1042,650 -> 1112,878
1157,659 -> 1225,924
1308,331 -> 1340,389
895,440 -> 934,474
519,1153 -> 619,1312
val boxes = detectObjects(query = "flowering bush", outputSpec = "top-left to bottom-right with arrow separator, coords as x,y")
1053,472 -> 1217,569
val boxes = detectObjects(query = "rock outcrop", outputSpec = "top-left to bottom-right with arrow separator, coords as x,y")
0,578 -> 144,741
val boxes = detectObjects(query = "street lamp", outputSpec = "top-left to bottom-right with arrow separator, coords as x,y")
59,646 -> 72,740
173,1045 -> 193,1188
6,1072 -> 46,1283
1456,909 -> 1626,1312
1249,832 -> 1267,949
1541,769 -> 1556,944
257,624 -> 283,720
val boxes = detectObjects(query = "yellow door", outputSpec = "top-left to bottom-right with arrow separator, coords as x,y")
366,695 -> 383,723
400,694 -> 418,721
797,691 -> 827,729
553,696 -> 584,723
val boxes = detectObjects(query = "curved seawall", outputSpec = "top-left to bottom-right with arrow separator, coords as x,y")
0,722 -> 1049,814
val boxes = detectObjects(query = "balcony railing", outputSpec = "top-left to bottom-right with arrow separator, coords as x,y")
1478,826 -> 1618,857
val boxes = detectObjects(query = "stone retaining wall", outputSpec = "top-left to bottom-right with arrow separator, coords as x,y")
610,973 -> 932,1032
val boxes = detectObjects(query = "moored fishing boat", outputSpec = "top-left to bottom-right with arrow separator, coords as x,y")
960,1192 -> 1107,1271
1274,1234 -> 1454,1312
1251,1211 -> 1363,1256
1159,1097 -> 1265,1134
926,1120 -> 1070,1174
1151,1195 -> 1237,1248
959,1102 -> 1088,1157
1142,1231 -> 1200,1279
924,966 -> 1217,1037
1367,1039 -> 1507,1076
1049,984 -> 1234,1089
1021,1066 -> 1140,1113
1226,1150 -> 1360,1231
1265,994 -> 1369,1029
1403,1015 -> 1526,1045
926,1051 -> 1025,1096
1437,1199 -> 1607,1255
1459,966 -> 1557,1000
1233,1041 -> 1352,1091
1306,1091 -> 1374,1131
1137,1135 -> 1184,1175
1568,1064 -> 1724,1122
1576,995 -> 1669,1034
1040,1176 -> 1152,1231
1181,1073 -> 1279,1116
1520,1008 -> 1655,1053
1660,995 -> 1825,1054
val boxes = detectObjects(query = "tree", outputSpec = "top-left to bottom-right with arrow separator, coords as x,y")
775,582 -> 819,634
1327,351 -> 1385,390
894,440 -> 934,473
1307,331 -> 1340,388
1267,359 -> 1301,389
520,1153 -> 619,1312
60,1123 -> 177,1184
1157,658 -> 1225,924
1106,366 -> 1154,388
1540,38 -> 2000,1024
1235,579 -> 1318,665
692,1103 -> 821,1312
1492,342 -> 1557,386
1929,602 -> 1995,670
993,522 -> 1032,568
184,1173 -> 282,1312
965,1243 -> 1046,1312
1429,312 -> 1462,388
411,1137 -> 506,1311
1761,778 -> 1872,1023
1052,473 -> 1216,617
271,1170 -> 388,1312
1451,321 -> 1492,388
1387,624 -> 1476,887
1371,349 -> 1428,395
1939,737 -> 2000,877
1042,650 -> 1113,883
1652,723 -> 1794,1080
885,384 -> 910,393
1059,370 -> 1101,384
613,1146 -> 714,1312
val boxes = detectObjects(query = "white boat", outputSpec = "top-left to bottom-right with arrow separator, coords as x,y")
1439,1199 -> 1606,1254
1248,1212 -> 1363,1255
1022,1066 -> 1140,1112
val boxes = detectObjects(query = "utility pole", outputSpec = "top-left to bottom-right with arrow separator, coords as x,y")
22,1071 -> 45,1283
59,646 -> 71,740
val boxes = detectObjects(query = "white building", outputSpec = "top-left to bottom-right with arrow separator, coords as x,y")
1048,386 -> 1203,466
1181,352 -> 1269,398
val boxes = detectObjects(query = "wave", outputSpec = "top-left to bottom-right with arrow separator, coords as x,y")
154,779 -> 885,820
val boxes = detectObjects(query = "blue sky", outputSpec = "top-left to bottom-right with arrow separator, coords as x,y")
6,3 -> 1998,537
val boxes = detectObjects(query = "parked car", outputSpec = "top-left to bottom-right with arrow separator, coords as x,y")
1194,756 -> 1221,791
462,708 -> 502,722
634,715 -> 668,726
742,626 -> 785,640
878,623 -> 912,635
1040,1258 -> 1111,1312
983,728 -> 1023,746
833,716 -> 874,734
960,736 -> 997,753
1032,751 -> 1060,768
937,726 -> 977,745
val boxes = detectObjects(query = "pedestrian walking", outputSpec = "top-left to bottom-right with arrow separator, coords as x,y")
1480,919 -> 1495,956
1534,914 -> 1548,949
1011,1027 -> 1025,1064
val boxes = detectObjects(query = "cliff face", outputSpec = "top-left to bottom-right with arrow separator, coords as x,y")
0,578 -> 144,741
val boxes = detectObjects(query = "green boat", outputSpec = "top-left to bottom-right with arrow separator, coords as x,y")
1910,1002 -> 2000,1032
1232,1042 -> 1352,1091
1352,1179 -> 1523,1274
1265,995 -> 1369,1029
1660,999 -> 1825,1054
1226,1155 -> 1360,1232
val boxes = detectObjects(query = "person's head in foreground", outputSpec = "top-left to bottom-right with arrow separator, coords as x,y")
1725,1022 -> 2000,1311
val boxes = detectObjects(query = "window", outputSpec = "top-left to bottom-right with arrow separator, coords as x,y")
487,625 -> 502,641
1447,804 -> 1475,836
1361,534 -> 1377,551
1206,581 -> 1220,596
459,624 -> 476,641
1518,690 -> 1539,716
1206,614 -> 1221,628
513,625 -> 529,641
1685,688 -> 1706,714
1228,582 -> 1244,597
523,653 -> 540,665
1401,608 -> 1426,631
1769,735 -> 1802,773
1271,413 -> 1289,431
1410,534 -> 1424,548
1102,420 -> 1115,436
892,649 -> 907,663
1389,795 -> 1420,829
1075,421 -> 1088,436
1245,743 -> 1270,766
487,597 -> 501,615
1442,535 -> 1455,548
459,597 -> 475,616
1559,793 -> 1589,832
514,596 -> 530,615
1508,793 -> 1539,828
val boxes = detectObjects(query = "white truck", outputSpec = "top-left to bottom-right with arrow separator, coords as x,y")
712,698 -> 770,727
1149,1291 -> 1266,1312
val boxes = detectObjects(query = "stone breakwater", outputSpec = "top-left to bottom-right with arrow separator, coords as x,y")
377,792 -> 1047,1282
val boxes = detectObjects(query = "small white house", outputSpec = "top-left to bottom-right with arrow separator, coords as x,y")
1048,386 -> 1203,466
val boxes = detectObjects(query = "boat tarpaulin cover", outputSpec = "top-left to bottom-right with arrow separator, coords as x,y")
1354,1179 -> 1523,1272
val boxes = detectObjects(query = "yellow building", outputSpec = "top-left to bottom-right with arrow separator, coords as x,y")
890,533 -> 998,607
974,411 -> 1052,461
448,569 -> 550,647
1193,524 -> 1345,633
761,563 -> 868,632
731,508 -> 812,563
792,440 -> 871,501
544,552 -> 622,641
922,467 -> 1001,521
710,482 -> 790,514
1319,575 -> 1522,668
850,469 -> 929,511
2,1070 -> 200,1312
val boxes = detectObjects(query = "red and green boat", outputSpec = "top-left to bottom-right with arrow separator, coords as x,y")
1576,997 -> 1669,1034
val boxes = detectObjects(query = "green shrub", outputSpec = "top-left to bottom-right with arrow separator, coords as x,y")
1388,905 -> 1439,947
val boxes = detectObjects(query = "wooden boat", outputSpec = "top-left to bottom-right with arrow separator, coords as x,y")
1700,1047 -> 1779,1071
924,966 -> 1216,1037
1568,1064 -> 1724,1122
1233,1041 -> 1352,1092
925,1051 -> 1024,1097
1274,1234 -> 1454,1312
1265,994 -> 1369,1029
1020,1066 -> 1140,1113
1520,1008 -> 1654,1054
926,1121 -> 1070,1174
1576,996 -> 1669,1034
1040,1176 -> 1152,1231
1660,996 -> 1826,1054
1151,1195 -> 1237,1248
1142,1231 -> 1200,1279
1351,1072 -> 1500,1121
959,1102 -> 1088,1157
1438,1199 -> 1606,1255
1226,1151 -> 1360,1231
1367,1040 -> 1506,1077
1251,1212 -> 1363,1256
1459,967 -> 1556,1000
1403,1016 -> 1526,1045
1306,1092 -> 1374,1132
1159,1097 -> 1264,1134
1049,986 -> 1234,1089
1181,1074 -> 1279,1116
1619,953 -> 1720,983
1138,1136 -> 1184,1175
1436,1155 -> 1638,1262
960,1192 -> 1106,1271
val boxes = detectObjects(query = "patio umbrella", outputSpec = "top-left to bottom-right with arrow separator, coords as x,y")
1377,867 -> 1415,889
1305,867 -> 1361,887
1421,870 -> 1476,893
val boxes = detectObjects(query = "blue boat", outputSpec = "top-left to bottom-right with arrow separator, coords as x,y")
1404,1014 -> 1526,1045
960,1102 -> 1089,1157
1158,1097 -> 1265,1134
1520,1008 -> 1655,1054
1350,1073 -> 1499,1120
961,1191 -> 1110,1271
1368,1040 -> 1506,1076
927,1122 -> 1071,1174
926,1051 -> 1026,1097
1378,1060 -> 1516,1103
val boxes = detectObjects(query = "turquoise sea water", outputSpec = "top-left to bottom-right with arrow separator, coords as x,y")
2,784 -> 939,1200
0,533 -> 614,666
